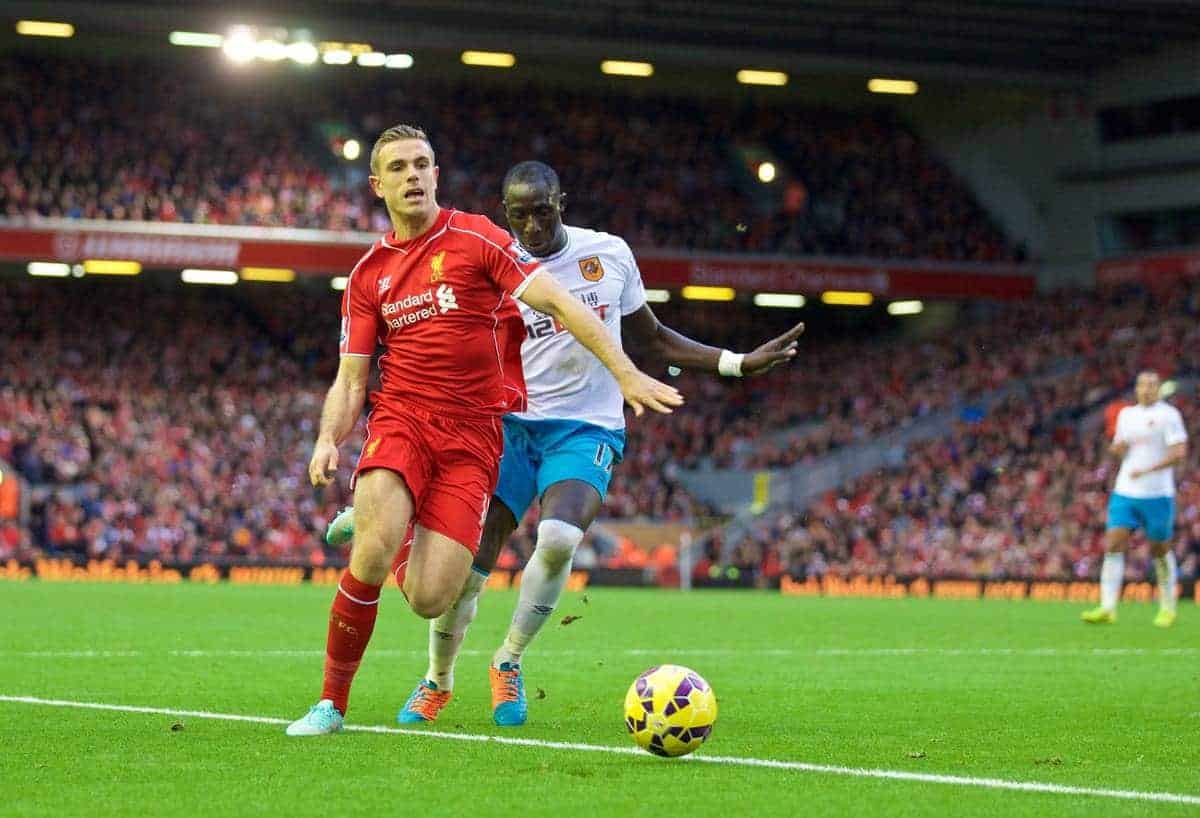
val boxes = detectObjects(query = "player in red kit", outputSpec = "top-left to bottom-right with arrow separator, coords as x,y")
287,124 -> 682,735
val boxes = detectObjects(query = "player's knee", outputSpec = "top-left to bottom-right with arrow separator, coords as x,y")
404,581 -> 452,619
408,595 -> 450,620
534,519 -> 585,573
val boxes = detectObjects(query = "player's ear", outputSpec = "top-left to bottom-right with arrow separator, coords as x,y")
368,175 -> 383,198
557,192 -> 566,213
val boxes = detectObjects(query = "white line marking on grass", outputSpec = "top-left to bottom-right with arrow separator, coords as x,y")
12,650 -> 145,658
4,647 -> 1195,659
1,694 -> 1198,807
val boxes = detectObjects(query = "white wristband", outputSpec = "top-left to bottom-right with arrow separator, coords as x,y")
718,349 -> 744,377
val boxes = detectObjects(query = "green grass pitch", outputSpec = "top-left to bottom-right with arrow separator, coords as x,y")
0,581 -> 1196,817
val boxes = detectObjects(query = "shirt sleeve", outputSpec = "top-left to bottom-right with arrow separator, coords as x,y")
472,217 -> 543,297
1164,407 -> 1188,446
339,255 -> 380,356
618,239 -> 648,316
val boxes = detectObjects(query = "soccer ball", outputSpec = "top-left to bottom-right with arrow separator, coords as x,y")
624,664 -> 717,757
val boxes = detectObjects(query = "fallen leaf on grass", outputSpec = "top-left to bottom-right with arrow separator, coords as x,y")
906,751 -> 926,759
1034,756 -> 1063,766
561,615 -> 582,626
170,721 -> 185,732
536,688 -> 547,700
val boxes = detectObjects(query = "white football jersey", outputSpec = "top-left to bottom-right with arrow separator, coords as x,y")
513,225 -> 647,430
1113,401 -> 1188,498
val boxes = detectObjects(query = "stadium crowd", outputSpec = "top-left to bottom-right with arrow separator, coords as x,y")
5,277 -> 1197,582
0,280 -> 721,564
0,54 -> 1018,261
3,50 -> 1194,581
0,281 -> 1027,563
0,281 -> 348,565
715,394 -> 1200,585
712,283 -> 1200,584
622,283 -> 1198,481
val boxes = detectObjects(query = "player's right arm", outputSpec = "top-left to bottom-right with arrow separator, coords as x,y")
309,355 -> 371,487
310,249 -> 381,486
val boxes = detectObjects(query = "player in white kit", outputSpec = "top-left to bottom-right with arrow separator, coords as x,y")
1083,371 -> 1187,627
326,161 -> 804,724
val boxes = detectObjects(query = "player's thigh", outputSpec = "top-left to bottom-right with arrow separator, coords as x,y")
1104,526 -> 1132,552
493,421 -> 539,533
409,440 -> 497,607
1144,497 -> 1175,549
535,429 -> 620,530
1105,494 -> 1138,550
351,408 -> 431,553
405,525 -> 474,617
540,479 -> 603,532
351,468 -> 415,551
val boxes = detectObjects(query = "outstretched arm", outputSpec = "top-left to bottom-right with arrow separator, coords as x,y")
621,304 -> 804,377
518,273 -> 683,416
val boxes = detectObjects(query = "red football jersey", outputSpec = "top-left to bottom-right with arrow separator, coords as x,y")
340,208 -> 540,416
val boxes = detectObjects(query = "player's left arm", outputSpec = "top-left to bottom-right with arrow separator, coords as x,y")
1129,442 -> 1187,479
518,273 -> 683,416
622,305 -> 804,377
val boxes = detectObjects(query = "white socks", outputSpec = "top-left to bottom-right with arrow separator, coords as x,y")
1155,551 -> 1178,614
495,519 -> 584,668
1099,552 -> 1124,612
422,518 -> 588,688
425,568 -> 488,691
1099,551 -> 1178,614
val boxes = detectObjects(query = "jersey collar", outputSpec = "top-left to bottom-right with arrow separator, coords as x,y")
382,208 -> 453,252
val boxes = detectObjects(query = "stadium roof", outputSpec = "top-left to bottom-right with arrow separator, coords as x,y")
8,0 -> 1200,86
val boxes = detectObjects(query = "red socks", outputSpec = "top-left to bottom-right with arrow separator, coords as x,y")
320,569 -> 381,715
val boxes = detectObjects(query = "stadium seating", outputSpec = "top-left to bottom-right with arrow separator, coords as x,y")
0,54 -> 1018,260
4,278 -> 1196,580
709,283 -> 1200,584
6,54 -> 1195,580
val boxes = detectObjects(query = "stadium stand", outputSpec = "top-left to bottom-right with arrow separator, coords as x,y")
3,277 -> 1196,581
9,53 -> 1195,584
709,283 -> 1200,585
0,55 -> 1019,260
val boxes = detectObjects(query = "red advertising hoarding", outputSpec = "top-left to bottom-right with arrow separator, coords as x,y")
1096,249 -> 1200,287
0,220 -> 1035,299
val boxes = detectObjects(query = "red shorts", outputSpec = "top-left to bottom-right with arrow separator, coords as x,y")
352,399 -> 501,553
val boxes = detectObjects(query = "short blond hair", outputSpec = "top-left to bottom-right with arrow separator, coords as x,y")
370,124 -> 434,174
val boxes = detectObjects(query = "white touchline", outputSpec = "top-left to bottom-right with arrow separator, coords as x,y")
1,695 -> 1198,807
2,647 -> 1196,659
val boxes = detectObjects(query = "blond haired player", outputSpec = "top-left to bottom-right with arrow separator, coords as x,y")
287,128 -> 681,736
